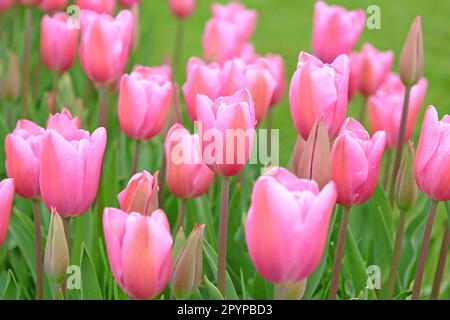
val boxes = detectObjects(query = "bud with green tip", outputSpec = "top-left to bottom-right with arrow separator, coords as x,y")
171,224 -> 205,299
399,16 -> 424,86
44,208 -> 70,284
395,141 -> 417,212
172,227 -> 187,262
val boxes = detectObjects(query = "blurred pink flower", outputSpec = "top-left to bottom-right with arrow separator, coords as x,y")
0,179 -> 15,246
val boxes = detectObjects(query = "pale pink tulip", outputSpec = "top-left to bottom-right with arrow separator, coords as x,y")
168,0 -> 195,19
119,0 -> 139,8
76,0 -> 115,14
0,179 -> 15,246
265,53 -> 286,106
118,171 -> 159,216
38,0 -> 67,12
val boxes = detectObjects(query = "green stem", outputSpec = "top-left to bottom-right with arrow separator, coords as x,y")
32,199 -> 43,300
217,176 -> 230,297
385,211 -> 406,299
97,85 -> 109,128
172,18 -> 185,79
173,199 -> 186,236
430,223 -> 449,300
195,197 -> 216,248
382,150 -> 393,191
358,97 -> 367,125
274,284 -> 287,300
131,140 -> 141,175
21,7 -> 32,118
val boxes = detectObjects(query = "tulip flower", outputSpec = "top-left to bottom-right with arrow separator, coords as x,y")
182,57 -> 222,121
0,0 -> 14,12
118,171 -> 159,216
0,179 -> 15,246
289,52 -> 349,140
40,13 -> 79,73
399,16 -> 424,86
39,118 -> 107,217
168,0 -> 195,19
79,9 -> 133,84
171,224 -> 204,299
368,74 -> 427,148
347,52 -> 360,100
245,167 -> 337,285
331,118 -> 386,206
265,53 -> 286,107
38,0 -> 67,12
5,120 -> 45,199
75,0 -> 115,14
103,208 -> 172,300
312,1 -> 365,63
119,0 -> 139,8
164,124 -> 214,199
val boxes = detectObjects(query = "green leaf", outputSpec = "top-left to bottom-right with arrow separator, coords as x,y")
343,225 -> 367,295
393,290 -> 412,300
202,276 -> 224,300
80,243 -> 103,300
1,270 -> 19,299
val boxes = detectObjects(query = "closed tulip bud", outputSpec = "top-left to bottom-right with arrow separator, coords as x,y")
399,16 -> 424,86
202,19 -> 241,65
44,209 -> 70,284
395,142 -> 417,212
168,0 -> 195,19
172,227 -> 186,261
0,179 -> 15,246
414,106 -> 450,201
288,135 -> 305,174
75,0 -> 115,14
4,51 -> 20,101
38,0 -> 67,13
103,208 -> 172,299
171,224 -> 204,299
118,171 -> 159,216
297,119 -> 331,189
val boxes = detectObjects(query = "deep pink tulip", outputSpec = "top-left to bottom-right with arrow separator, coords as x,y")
79,9 -> 133,84
118,65 -> 173,140
0,0 -> 14,12
312,1 -> 365,63
40,13 -> 79,73
331,118 -> 386,206
168,0 -> 195,19
414,106 -> 450,201
164,124 -> 214,199
0,179 -> 15,246
265,53 -> 286,107
39,118 -> 107,217
289,52 -> 349,140
182,57 -> 222,121
38,0 -> 67,12
76,0 -> 115,14
222,58 -> 276,125
119,0 -> 139,8
245,167 -> 337,284
196,89 -> 256,176
5,120 -> 44,199
368,74 -> 427,149
103,208 -> 172,300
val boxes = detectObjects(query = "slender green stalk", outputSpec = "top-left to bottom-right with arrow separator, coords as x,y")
172,19 -> 185,79
97,85 -> 109,128
328,206 -> 351,300
217,177 -> 230,297
382,150 -> 393,191
21,7 -> 32,118
173,199 -> 186,236
62,217 -> 71,251
32,199 -> 43,300
358,97 -> 367,125
131,140 -> 141,175
274,284 -> 287,300
430,224 -> 449,300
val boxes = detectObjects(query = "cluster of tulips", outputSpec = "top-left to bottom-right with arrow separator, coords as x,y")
0,0 -> 448,301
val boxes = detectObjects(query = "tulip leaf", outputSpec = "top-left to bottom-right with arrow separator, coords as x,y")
80,243 -> 103,300
202,275 -> 224,300
342,225 -> 368,296
1,270 -> 19,300
445,202 -> 450,229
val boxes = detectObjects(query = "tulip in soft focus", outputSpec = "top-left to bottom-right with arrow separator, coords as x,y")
368,73 -> 428,148
103,208 -> 172,299
0,0 -> 14,12
119,0 -> 139,8
171,224 -> 204,299
168,0 -> 195,19
79,9 -> 133,84
196,89 -> 256,176
76,0 -> 115,14
5,120 -> 44,199
164,124 -> 214,199
0,179 -> 14,246
265,53 -> 286,106
39,116 -> 107,217
182,57 -> 222,121
289,52 -> 349,140
414,106 -> 450,201
44,209 -> 70,284
245,167 -> 337,284
399,16 -> 424,86
38,0 -> 67,12
312,1 -> 365,63
40,13 -> 79,73
118,65 -> 173,140
395,141 -> 417,212
331,118 -> 386,206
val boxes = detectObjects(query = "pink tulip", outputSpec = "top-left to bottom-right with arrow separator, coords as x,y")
168,0 -> 195,19
118,65 -> 173,140
414,106 -> 450,201
103,208 -> 172,299
238,43 -> 258,64
0,179 -> 15,246
5,120 -> 45,199
53,107 -> 81,129
196,89 -> 256,176
331,118 -> 386,206
38,0 -> 67,12
75,0 -> 115,14
222,58 -> 276,125
289,52 -> 349,140
119,0 -> 139,8
164,123 -> 214,199
40,13 -> 79,73
347,52 -> 360,100
312,1 -> 365,63
265,53 -> 286,106
79,9 -> 133,84
245,167 -> 337,284
182,57 -> 222,121
0,0 -> 14,12
39,117 -> 107,217
368,74 -> 427,148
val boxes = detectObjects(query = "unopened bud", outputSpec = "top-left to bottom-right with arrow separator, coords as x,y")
395,141 -> 417,212
289,135 -> 305,174
118,171 -> 159,216
399,16 -> 424,86
172,227 -> 187,262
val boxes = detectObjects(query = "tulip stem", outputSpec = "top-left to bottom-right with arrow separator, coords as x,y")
172,18 -> 185,79
328,205 -> 351,300
267,109 -> 273,160
21,6 -> 32,118
217,176 -> 230,297
382,150 -> 392,191
62,217 -> 71,251
274,284 -> 287,300
131,140 -> 141,175
174,199 -> 186,236
97,85 -> 109,128
430,223 -> 449,300
390,85 -> 412,204
385,211 -> 406,299
32,199 -> 43,300
412,199 -> 438,300
358,97 -> 367,125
